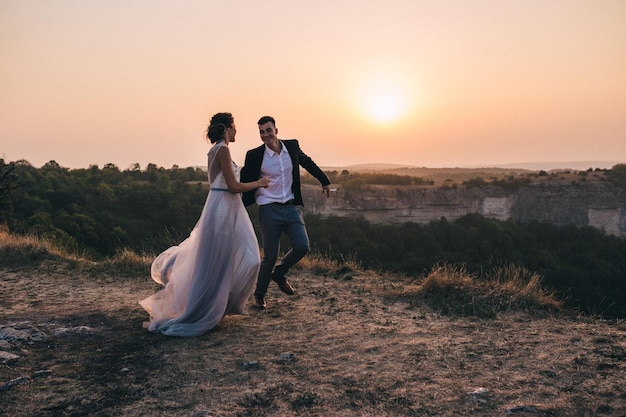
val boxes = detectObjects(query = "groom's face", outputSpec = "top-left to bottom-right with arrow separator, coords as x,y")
259,122 -> 278,146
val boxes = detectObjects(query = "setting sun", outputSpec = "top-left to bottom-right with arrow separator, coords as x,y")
366,91 -> 407,123
353,67 -> 414,125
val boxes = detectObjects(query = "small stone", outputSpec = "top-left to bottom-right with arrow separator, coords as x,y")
0,325 -> 46,343
467,387 -> 490,403
52,326 -> 94,336
0,376 -> 30,392
0,351 -> 20,363
243,360 -> 259,369
507,406 -> 536,414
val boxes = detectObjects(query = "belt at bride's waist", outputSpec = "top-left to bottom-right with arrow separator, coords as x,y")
210,187 -> 229,192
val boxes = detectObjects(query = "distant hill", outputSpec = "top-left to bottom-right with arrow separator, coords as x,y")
322,160 -> 623,173
199,161 -> 622,175
320,165 -> 533,184
322,163 -> 417,171
489,160 -> 623,171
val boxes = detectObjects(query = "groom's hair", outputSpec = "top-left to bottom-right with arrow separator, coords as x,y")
258,116 -> 275,126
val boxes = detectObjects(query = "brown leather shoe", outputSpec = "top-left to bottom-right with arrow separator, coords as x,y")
272,274 -> 294,295
252,295 -> 266,309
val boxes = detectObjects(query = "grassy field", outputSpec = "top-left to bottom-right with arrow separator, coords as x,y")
1,231 -> 625,416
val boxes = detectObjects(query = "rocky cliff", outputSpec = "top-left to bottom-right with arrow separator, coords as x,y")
301,182 -> 626,238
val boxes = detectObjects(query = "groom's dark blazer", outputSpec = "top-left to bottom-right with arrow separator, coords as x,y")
241,139 -> 330,207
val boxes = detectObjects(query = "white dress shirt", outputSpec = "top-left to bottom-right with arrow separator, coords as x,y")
255,141 -> 295,206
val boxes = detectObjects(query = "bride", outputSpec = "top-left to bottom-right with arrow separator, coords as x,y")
140,112 -> 269,337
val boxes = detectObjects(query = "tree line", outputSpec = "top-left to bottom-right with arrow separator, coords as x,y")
2,159 -> 626,317
1,159 -> 209,255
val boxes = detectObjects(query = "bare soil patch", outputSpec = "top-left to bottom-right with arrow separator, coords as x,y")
1,262 -> 625,416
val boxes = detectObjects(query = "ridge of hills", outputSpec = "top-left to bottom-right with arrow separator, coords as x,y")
321,160 -> 622,172
190,160 -> 623,176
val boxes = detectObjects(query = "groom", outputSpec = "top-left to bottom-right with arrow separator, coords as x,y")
241,115 -> 331,309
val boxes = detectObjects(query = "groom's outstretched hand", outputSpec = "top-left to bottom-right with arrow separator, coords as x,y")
322,185 -> 331,198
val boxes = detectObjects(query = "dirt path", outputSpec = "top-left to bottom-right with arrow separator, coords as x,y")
1,264 -> 625,416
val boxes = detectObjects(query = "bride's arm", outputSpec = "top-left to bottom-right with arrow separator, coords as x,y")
216,146 -> 269,193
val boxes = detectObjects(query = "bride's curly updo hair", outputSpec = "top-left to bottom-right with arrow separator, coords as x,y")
207,112 -> 234,143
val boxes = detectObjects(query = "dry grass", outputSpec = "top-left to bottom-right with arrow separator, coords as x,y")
398,263 -> 563,319
0,228 -> 79,265
1,231 -> 625,416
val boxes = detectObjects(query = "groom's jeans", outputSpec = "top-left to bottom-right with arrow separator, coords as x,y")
255,203 -> 310,298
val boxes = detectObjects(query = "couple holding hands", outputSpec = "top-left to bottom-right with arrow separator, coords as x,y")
140,113 -> 331,337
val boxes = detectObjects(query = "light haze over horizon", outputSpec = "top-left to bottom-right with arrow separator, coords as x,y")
1,0 -> 625,171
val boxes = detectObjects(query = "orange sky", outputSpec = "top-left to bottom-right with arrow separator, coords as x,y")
1,0 -> 625,171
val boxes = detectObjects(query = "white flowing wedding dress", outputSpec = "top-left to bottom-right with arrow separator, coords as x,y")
139,141 -> 260,336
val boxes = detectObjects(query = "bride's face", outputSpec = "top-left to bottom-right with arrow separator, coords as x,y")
225,124 -> 237,142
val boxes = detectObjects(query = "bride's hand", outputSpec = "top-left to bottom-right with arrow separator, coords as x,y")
258,177 -> 270,188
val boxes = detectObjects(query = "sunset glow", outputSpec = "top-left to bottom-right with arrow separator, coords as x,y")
1,1 -> 625,170
368,96 -> 403,123
351,66 -> 415,125
361,82 -> 412,124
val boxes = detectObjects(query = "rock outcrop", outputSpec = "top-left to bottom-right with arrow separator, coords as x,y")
301,182 -> 626,237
